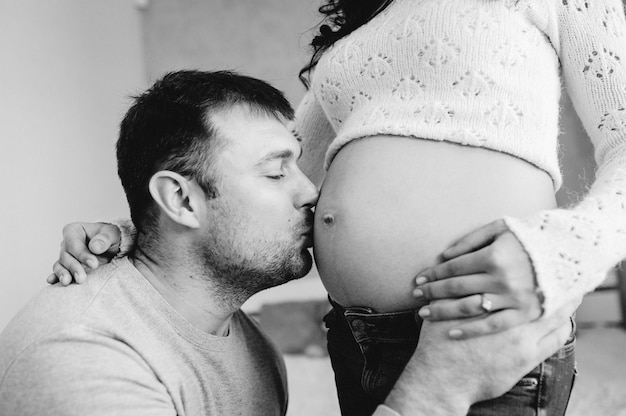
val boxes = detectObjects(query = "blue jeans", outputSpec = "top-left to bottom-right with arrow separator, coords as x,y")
324,298 -> 577,416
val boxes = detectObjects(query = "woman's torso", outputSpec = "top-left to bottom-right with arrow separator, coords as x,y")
314,135 -> 556,312
308,0 -> 564,312
310,0 -> 562,185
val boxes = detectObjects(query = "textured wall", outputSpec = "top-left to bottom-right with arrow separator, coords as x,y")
140,0 -> 320,104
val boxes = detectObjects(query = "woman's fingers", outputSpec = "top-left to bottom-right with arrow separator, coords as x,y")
413,274 -> 496,300
52,261 -> 73,286
442,219 -> 507,260
416,247 -> 491,284
63,238 -> 98,270
62,223 -> 121,269
46,273 -> 59,284
61,223 -> 96,268
86,226 -> 121,256
418,293 -> 507,321
49,222 -> 123,286
58,250 -> 88,283
444,309 -> 527,339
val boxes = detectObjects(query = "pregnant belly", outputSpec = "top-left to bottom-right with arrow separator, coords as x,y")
314,135 -> 556,312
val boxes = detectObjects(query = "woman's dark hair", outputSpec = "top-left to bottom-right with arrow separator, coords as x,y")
299,0 -> 393,87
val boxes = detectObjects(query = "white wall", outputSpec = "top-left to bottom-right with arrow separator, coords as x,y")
0,1 -> 146,330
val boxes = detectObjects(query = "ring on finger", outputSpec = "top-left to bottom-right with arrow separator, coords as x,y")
479,294 -> 493,314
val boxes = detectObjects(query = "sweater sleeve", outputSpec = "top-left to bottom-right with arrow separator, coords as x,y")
288,88 -> 336,188
111,218 -> 137,257
503,0 -> 626,316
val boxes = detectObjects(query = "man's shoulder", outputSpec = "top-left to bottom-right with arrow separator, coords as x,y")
0,271 -> 174,416
0,259 -> 137,366
9,259 -> 129,321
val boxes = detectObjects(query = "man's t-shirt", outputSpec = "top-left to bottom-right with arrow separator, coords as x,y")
0,258 -> 288,416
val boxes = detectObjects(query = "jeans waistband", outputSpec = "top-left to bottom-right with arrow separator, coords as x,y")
328,297 -> 422,343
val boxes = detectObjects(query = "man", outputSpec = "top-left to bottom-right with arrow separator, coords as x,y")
0,70 -> 575,416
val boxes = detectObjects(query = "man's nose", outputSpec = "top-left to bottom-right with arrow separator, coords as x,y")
297,176 -> 319,209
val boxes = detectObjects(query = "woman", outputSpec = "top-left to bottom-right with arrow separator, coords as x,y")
289,0 -> 625,414
53,1 -> 626,415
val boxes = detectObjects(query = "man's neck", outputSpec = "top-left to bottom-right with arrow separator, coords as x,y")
130,246 -> 239,336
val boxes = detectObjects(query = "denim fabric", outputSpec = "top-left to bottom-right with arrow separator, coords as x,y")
324,299 -> 577,416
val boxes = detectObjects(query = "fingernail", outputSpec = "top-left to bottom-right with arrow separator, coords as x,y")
449,329 -> 463,339
418,307 -> 430,318
415,276 -> 428,285
413,289 -> 424,298
92,240 -> 105,252
87,259 -> 98,269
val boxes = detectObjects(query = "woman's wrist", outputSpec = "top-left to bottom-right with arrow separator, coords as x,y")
110,218 -> 137,257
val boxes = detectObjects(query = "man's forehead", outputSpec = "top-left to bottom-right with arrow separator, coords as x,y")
209,104 -> 287,127
210,107 -> 300,161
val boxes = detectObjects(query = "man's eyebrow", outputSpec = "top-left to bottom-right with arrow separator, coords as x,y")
256,149 -> 298,165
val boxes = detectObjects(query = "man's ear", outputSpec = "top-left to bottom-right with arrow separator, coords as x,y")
148,171 -> 201,229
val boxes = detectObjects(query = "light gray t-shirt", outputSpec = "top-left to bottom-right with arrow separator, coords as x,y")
0,258 -> 288,416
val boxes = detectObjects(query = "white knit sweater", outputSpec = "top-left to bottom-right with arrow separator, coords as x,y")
291,0 -> 626,316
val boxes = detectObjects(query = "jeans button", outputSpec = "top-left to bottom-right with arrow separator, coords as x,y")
351,319 -> 366,332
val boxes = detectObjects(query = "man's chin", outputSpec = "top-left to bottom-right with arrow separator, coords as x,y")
288,250 -> 314,281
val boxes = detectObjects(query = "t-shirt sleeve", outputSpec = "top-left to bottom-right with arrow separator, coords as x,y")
504,0 -> 626,316
288,88 -> 336,187
0,331 -> 175,416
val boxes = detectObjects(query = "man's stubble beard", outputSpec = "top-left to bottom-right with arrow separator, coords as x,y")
197,230 -> 313,308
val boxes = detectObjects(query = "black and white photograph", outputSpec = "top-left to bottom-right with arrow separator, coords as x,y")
1,1 -> 626,415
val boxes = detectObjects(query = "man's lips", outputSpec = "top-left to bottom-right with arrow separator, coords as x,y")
301,227 -> 314,247
299,210 -> 315,247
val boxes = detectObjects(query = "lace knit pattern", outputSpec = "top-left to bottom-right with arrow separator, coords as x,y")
291,0 -> 626,315
112,218 -> 137,258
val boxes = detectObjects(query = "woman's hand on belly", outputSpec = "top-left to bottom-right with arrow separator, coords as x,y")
412,220 -> 543,339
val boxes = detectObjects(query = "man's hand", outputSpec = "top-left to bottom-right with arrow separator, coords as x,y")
383,298 -> 578,416
47,222 -> 121,286
413,220 -> 542,339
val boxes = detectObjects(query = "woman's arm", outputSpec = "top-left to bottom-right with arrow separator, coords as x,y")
49,219 -> 135,285
503,0 -> 626,315
412,0 -> 626,337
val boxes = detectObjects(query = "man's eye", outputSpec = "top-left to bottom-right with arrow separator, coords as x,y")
266,174 -> 285,180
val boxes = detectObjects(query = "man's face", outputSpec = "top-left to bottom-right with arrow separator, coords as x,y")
195,107 -> 318,298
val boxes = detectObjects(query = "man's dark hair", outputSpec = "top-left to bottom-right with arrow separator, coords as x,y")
117,70 -> 294,233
